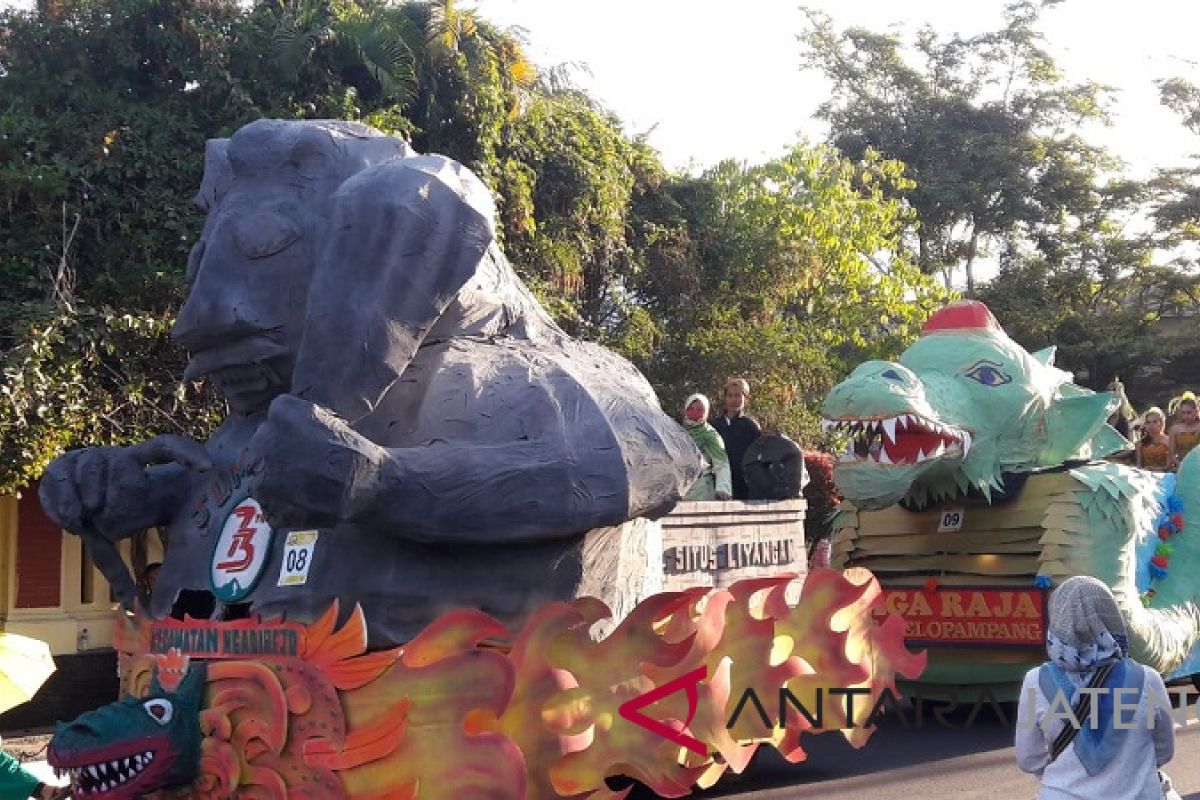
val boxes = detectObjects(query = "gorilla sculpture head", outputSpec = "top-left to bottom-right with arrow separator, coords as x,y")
174,120 -> 560,425
37,119 -> 701,643
174,121 -> 409,413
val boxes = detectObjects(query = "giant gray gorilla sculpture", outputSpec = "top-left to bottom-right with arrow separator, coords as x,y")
39,119 -> 701,644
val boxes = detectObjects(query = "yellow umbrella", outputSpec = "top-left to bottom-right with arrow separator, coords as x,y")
0,632 -> 55,714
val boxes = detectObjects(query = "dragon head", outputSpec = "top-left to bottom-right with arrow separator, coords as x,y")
822,301 -> 1125,510
48,656 -> 207,799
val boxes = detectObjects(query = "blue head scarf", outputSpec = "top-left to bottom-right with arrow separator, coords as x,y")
1039,576 -> 1141,775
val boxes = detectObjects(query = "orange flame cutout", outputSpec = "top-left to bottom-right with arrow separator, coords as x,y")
111,566 -> 921,798
155,648 -> 191,692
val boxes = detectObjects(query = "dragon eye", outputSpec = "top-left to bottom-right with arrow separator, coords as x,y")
143,699 -> 174,726
965,360 -> 1012,387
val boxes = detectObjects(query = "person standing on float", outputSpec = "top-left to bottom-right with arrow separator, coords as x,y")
680,393 -> 732,501
712,378 -> 761,500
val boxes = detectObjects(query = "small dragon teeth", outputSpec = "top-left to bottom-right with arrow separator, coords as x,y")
882,417 -> 898,443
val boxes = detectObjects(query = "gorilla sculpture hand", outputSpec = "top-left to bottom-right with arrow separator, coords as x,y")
247,395 -> 387,531
39,436 -> 212,606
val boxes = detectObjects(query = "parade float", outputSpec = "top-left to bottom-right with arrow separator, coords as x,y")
37,119 -> 924,799
823,300 -> 1200,696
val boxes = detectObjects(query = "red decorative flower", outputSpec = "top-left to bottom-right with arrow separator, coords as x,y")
1172,514 -> 1184,530
1159,527 -> 1171,540
1152,555 -> 1169,568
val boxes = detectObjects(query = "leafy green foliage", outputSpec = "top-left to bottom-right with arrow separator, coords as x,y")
799,2 -> 1200,416
799,1 -> 1118,294
498,91 -> 641,340
1153,77 -> 1200,250
639,145 -> 952,442
0,307 -> 222,491
0,0 -> 284,491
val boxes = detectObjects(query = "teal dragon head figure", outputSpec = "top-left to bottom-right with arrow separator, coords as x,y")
47,658 -> 206,799
822,301 -> 1126,510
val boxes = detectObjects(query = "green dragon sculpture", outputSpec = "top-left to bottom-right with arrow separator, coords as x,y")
822,300 -> 1200,683
48,657 -> 207,797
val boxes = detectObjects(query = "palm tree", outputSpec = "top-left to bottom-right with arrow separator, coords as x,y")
424,0 -> 536,115
270,0 -> 419,108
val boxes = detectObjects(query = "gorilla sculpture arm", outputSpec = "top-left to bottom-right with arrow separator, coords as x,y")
249,395 -> 637,540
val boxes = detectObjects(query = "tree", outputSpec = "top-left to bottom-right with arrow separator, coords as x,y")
799,1 -> 1117,294
267,0 -> 421,112
1153,77 -> 1200,254
0,0 -> 949,492
640,144 -> 952,441
497,90 -> 651,344
979,255 -> 1200,410
0,0 -> 281,492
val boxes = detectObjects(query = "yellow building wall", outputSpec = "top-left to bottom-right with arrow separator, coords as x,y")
0,493 -> 163,656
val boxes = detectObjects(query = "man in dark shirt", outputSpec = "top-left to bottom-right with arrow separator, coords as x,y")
711,377 -> 762,500
141,562 -> 217,621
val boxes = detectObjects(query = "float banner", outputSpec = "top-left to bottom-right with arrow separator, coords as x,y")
149,619 -> 306,659
870,586 -> 1047,648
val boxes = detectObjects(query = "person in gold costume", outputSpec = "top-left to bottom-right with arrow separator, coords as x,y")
1168,391 -> 1200,470
1136,407 -> 1171,472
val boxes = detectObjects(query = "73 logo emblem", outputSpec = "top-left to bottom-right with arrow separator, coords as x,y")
210,497 -> 272,602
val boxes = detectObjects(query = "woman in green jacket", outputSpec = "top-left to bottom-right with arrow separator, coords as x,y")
0,746 -> 63,800
681,393 -> 733,501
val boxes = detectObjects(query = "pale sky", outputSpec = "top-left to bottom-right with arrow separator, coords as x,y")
3,0 -> 1195,174
473,0 -> 1200,176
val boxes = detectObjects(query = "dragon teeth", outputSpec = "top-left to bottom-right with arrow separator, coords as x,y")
882,417 -> 897,443
878,446 -> 893,464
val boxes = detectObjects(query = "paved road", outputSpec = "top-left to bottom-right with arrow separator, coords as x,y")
628,687 -> 1200,799
18,689 -> 1200,798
